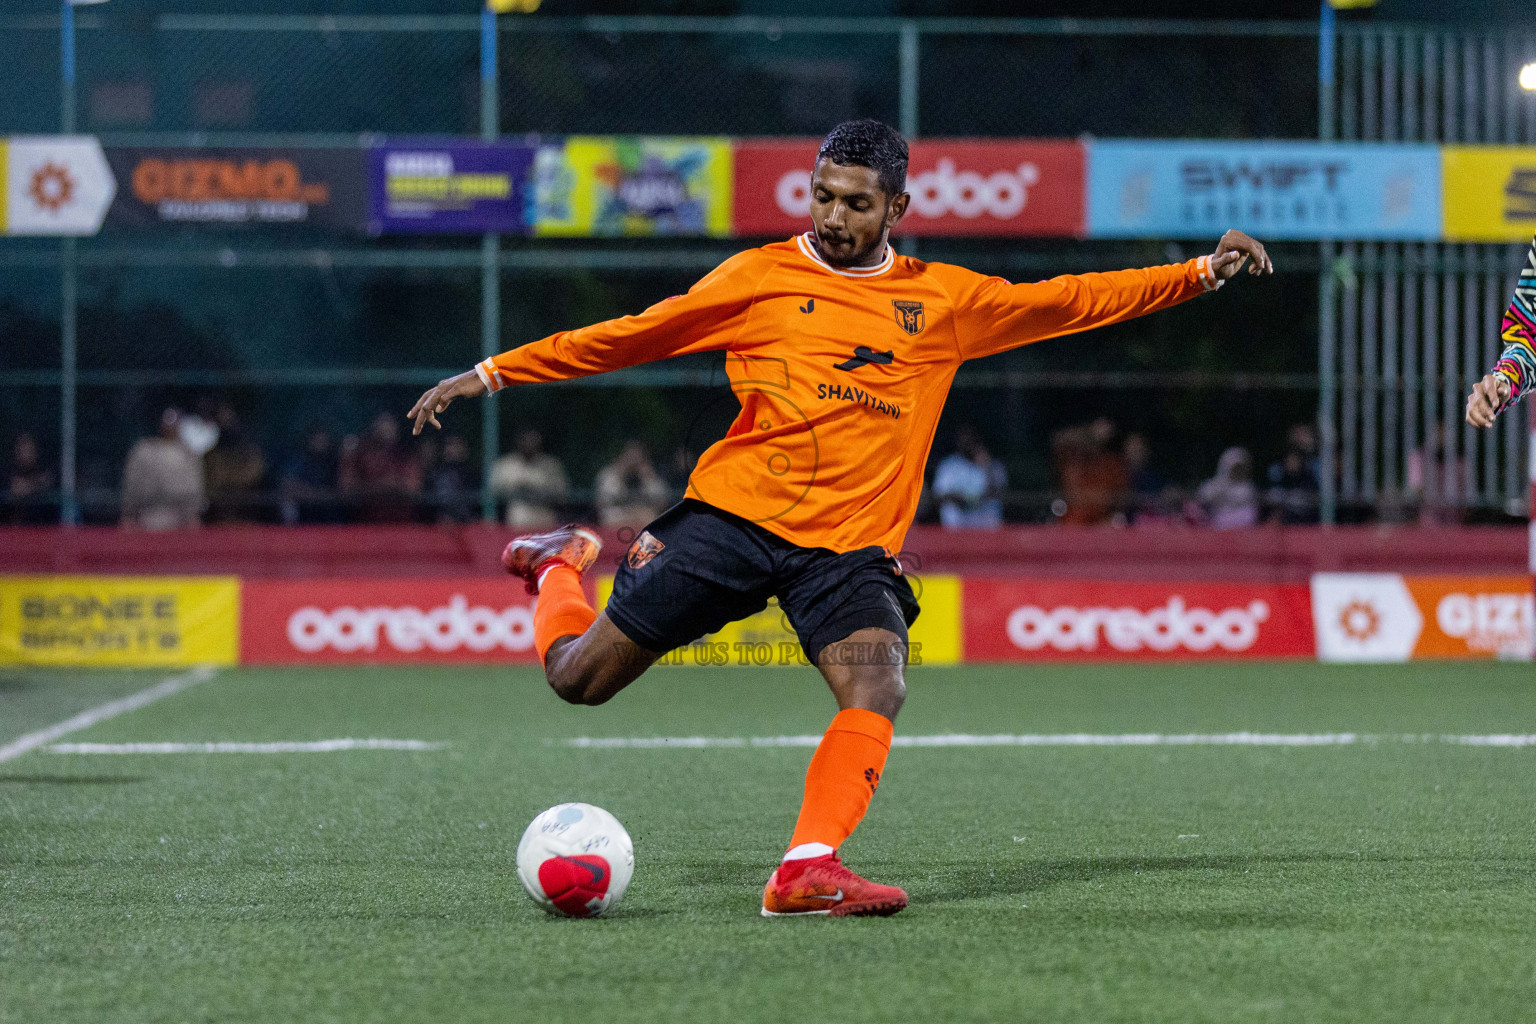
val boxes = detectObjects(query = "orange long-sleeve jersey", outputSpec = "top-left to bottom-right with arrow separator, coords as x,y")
478,233 -> 1221,555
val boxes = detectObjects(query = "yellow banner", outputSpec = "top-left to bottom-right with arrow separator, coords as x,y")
0,576 -> 239,667
1442,146 -> 1536,241
534,136 -> 732,238
595,573 -> 960,667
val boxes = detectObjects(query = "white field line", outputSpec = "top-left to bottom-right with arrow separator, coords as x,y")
47,738 -> 446,754
561,732 -> 1536,750
0,666 -> 219,763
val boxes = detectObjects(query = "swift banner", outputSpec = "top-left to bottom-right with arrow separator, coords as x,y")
1311,573 -> 1534,662
368,141 -> 536,235
533,137 -> 732,237
1,136 -> 116,236
1441,146 -> 1536,242
241,579 -> 544,664
105,147 -> 366,230
733,138 -> 1085,237
1087,140 -> 1442,240
0,576 -> 238,667
963,579 -> 1315,661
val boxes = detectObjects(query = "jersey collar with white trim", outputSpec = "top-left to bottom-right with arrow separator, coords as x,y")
795,232 -> 896,279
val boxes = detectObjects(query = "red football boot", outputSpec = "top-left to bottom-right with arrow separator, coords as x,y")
760,854 -> 908,918
502,524 -> 602,594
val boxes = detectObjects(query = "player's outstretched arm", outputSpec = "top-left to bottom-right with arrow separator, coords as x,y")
409,370 -> 487,436
1466,235 -> 1535,429
945,229 -> 1273,362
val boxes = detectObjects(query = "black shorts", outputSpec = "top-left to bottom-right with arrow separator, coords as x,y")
606,499 -> 920,664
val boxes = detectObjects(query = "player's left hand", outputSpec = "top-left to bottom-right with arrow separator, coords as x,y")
1210,229 -> 1274,281
408,369 -> 488,435
1465,373 -> 1512,429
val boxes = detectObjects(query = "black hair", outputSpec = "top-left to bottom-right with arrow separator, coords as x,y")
816,119 -> 909,199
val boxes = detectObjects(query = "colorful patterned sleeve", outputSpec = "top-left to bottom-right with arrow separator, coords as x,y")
1493,236 -> 1536,409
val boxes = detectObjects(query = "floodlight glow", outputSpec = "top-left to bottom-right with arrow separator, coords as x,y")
1521,62 -> 1536,92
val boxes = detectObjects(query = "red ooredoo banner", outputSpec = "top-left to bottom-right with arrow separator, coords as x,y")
963,579 -> 1315,661
242,578 -> 544,664
732,138 -> 1085,238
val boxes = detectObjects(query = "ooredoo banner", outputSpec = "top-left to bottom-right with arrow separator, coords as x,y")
963,579 -> 1315,661
105,147 -> 367,230
1087,140 -> 1442,240
241,579 -> 546,664
733,138 -> 1085,238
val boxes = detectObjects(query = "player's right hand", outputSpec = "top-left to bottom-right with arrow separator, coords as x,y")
408,369 -> 488,435
1464,373 -> 1511,429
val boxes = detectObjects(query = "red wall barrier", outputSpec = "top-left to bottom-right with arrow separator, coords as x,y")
0,524 -> 1524,580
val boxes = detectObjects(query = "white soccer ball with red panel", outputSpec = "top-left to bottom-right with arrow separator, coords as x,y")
516,803 -> 633,917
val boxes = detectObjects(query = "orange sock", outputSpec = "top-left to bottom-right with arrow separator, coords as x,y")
533,565 -> 596,665
784,708 -> 894,859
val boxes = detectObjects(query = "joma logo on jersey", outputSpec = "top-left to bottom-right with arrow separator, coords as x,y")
892,300 -> 925,335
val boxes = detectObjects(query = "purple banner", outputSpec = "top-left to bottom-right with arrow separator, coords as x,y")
368,141 -> 536,235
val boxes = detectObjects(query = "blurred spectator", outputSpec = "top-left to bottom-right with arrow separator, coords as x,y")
203,403 -> 266,523
1197,447 -> 1259,529
1407,422 -> 1466,525
427,433 -> 478,524
1123,432 -> 1166,524
489,427 -> 569,529
121,408 -> 204,530
1052,417 -> 1128,526
6,433 -> 57,525
279,424 -> 342,525
595,440 -> 669,528
932,426 -> 1006,529
1264,423 -> 1321,524
339,412 -> 422,523
177,396 -> 220,457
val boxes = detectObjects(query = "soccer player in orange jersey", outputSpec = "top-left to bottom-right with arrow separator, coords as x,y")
409,120 -> 1273,917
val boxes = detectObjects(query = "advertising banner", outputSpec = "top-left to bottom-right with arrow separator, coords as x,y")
1,136 -> 116,236
368,141 -> 536,235
1312,573 -> 1534,662
1087,140 -> 1441,240
0,576 -> 238,667
594,573 -> 961,666
1441,146 -> 1536,242
963,579 -> 1314,661
533,137 -> 732,237
104,147 -> 366,230
241,579 -> 544,664
733,138 -> 1085,238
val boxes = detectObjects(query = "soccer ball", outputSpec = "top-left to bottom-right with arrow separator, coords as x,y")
516,803 -> 634,917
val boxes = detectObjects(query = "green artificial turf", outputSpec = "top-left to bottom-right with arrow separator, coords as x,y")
3,662 -> 1536,1023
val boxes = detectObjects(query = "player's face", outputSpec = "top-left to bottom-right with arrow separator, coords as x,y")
808,159 -> 908,268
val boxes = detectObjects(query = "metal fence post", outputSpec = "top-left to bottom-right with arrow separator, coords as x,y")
1317,1 -> 1337,524
899,20 -> 919,139
480,5 -> 500,524
59,0 -> 80,525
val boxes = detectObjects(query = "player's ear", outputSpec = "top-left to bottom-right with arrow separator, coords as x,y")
886,191 -> 910,229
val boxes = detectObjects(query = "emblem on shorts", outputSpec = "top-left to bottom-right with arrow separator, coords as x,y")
892,300 -> 925,335
626,530 -> 665,569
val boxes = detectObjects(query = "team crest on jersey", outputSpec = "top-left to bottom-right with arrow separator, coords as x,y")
892,300 -> 925,336
626,531 -> 665,569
